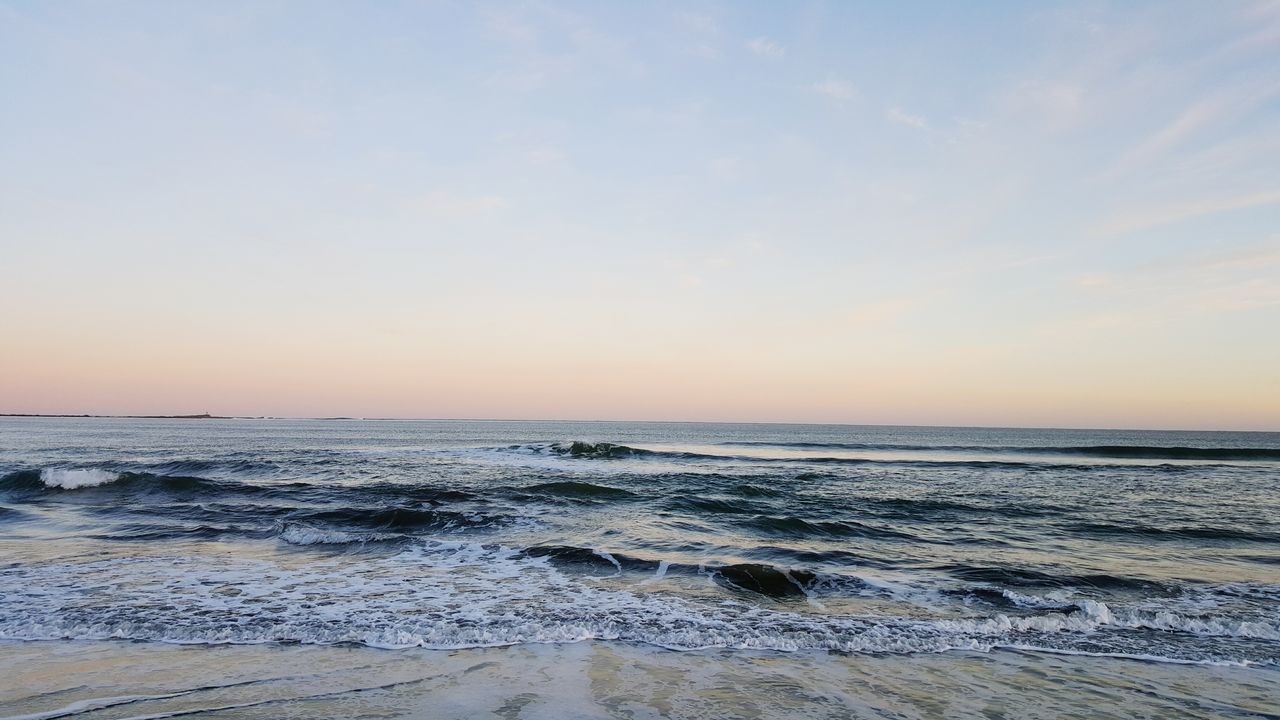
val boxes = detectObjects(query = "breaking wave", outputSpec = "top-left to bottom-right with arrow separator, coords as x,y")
549,441 -> 655,458
277,523 -> 403,546
3,421 -> 1277,671
39,468 -> 121,489
1,544 -> 1274,666
504,441 -> 1235,470
1,467 -> 285,496
720,441 -> 1280,462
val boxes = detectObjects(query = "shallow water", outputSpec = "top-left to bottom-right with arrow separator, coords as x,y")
2,640 -> 1277,719
1,418 -> 1278,716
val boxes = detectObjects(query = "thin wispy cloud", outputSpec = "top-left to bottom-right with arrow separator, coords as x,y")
1094,188 -> 1280,236
1110,78 -> 1280,176
885,106 -> 928,129
674,10 -> 721,59
687,43 -> 720,60
415,191 -> 508,219
1074,273 -> 1111,288
1067,241 -> 1280,323
1092,242 -> 1280,275
1196,278 -> 1280,313
481,3 -> 631,92
707,156 -> 745,181
811,76 -> 854,100
674,11 -> 719,35
746,37 -> 784,58
1013,80 -> 1085,131
484,8 -> 538,44
526,147 -> 565,166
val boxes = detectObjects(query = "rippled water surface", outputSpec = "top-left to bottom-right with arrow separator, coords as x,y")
1,418 -> 1278,717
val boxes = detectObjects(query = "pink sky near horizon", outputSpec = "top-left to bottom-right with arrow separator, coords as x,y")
5,311 -> 1277,430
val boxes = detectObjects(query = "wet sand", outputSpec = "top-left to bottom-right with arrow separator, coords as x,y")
2,640 -> 1276,719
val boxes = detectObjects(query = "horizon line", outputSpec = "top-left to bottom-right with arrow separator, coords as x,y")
2,412 -> 1276,435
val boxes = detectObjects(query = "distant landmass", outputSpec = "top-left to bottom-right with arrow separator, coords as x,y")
0,413 -> 232,419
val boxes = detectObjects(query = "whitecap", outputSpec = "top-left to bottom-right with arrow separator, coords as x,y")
278,524 -> 398,546
39,468 -> 119,489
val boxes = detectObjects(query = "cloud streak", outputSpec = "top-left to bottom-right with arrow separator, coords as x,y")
811,76 -> 854,100
1094,189 -> 1280,236
414,191 -> 508,219
886,107 -> 927,129
747,37 -> 785,58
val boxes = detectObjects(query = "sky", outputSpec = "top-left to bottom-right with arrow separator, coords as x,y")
2,1 -> 1279,430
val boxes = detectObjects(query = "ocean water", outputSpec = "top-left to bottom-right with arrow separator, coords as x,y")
1,418 -> 1278,718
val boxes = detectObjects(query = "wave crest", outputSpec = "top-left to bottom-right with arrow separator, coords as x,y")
550,441 -> 652,459
40,468 -> 121,489
278,523 -> 402,546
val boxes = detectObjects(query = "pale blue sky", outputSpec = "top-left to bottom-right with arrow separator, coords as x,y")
2,1 -> 1278,429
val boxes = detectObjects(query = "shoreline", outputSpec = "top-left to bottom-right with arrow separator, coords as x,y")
1,639 -> 1275,719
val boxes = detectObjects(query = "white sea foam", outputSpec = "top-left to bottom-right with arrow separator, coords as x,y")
651,560 -> 671,581
39,468 -> 119,489
937,598 -> 1280,642
999,589 -> 1075,609
0,541 -> 1273,666
1111,609 -> 1280,640
999,645 -> 1261,668
593,549 -> 622,575
0,692 -> 191,720
277,524 -> 399,546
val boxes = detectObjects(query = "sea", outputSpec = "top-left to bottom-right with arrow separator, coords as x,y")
1,417 -> 1277,718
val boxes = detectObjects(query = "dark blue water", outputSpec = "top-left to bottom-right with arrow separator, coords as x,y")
1,418 -> 1277,666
